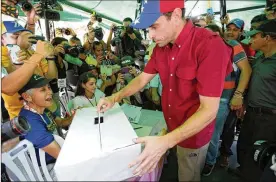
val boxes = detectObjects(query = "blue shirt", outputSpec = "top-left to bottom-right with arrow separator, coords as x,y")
19,108 -> 57,165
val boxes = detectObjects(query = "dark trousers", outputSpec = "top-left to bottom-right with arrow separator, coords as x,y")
220,110 -> 238,156
237,107 -> 276,182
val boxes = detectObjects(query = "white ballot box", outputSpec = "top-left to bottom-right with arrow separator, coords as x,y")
54,103 -> 141,181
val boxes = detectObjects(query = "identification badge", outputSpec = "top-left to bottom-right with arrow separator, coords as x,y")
58,78 -> 66,88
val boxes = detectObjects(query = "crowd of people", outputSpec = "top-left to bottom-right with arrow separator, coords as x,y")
1,0 -> 276,182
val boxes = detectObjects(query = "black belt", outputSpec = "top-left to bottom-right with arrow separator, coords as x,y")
248,106 -> 276,115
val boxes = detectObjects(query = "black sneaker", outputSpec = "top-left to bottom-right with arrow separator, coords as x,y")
202,164 -> 215,176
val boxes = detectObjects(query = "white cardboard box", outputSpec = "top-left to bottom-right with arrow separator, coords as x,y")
54,103 -> 141,181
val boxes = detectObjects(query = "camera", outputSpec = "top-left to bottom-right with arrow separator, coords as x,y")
63,45 -> 84,58
36,0 -> 60,21
126,26 -> 134,34
57,28 -> 71,35
94,27 -> 104,41
1,116 -> 30,143
17,0 -> 33,12
253,140 -> 276,171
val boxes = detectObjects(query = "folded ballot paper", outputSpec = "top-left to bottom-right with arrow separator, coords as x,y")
121,104 -> 142,124
54,103 -> 141,181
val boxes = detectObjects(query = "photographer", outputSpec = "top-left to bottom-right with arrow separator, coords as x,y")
115,56 -> 143,105
92,41 -> 119,66
120,17 -> 144,57
1,21 -> 56,120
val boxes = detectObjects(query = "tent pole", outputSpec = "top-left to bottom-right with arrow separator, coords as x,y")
220,0 -> 227,33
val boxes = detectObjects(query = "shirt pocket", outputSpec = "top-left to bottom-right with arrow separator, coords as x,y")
175,67 -> 197,99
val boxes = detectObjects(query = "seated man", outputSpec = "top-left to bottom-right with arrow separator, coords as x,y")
19,75 -> 73,170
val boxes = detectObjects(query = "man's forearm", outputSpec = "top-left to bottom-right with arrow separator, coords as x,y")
2,54 -> 43,95
236,66 -> 252,93
165,105 -> 218,148
45,61 -> 58,79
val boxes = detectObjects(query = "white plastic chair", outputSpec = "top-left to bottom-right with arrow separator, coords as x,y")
1,135 -> 64,181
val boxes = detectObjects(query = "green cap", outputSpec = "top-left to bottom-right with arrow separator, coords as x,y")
18,74 -> 52,95
121,56 -> 135,67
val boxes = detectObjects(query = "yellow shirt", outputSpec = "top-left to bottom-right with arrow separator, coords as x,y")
1,48 -> 53,119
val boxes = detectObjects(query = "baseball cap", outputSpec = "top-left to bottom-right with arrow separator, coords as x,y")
241,20 -> 276,45
131,0 -> 185,29
246,20 -> 276,37
121,56 -> 135,66
227,18 -> 245,30
2,21 -> 32,35
18,74 -> 52,95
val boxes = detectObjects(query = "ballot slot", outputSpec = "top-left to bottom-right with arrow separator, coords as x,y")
94,116 -> 104,124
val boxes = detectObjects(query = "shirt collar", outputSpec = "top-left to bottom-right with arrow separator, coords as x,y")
174,20 -> 194,47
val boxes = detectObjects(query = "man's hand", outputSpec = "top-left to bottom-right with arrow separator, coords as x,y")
106,51 -> 117,61
96,55 -> 104,65
100,73 -> 107,81
16,50 -> 28,63
117,73 -> 125,84
97,94 -> 118,112
230,96 -> 243,110
120,28 -> 126,38
129,136 -> 169,176
25,3 -> 42,24
54,44 -> 65,56
67,28 -> 77,37
128,33 -> 137,40
129,66 -> 138,77
236,105 -> 246,119
35,40 -> 55,58
110,23 -> 116,32
220,14 -> 230,25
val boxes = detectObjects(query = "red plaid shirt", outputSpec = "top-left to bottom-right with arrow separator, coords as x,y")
144,21 -> 233,148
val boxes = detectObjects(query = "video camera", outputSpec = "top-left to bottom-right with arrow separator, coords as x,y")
17,0 -> 60,21
57,28 -> 71,36
1,116 -> 30,143
62,45 -> 84,58
94,27 -> 104,41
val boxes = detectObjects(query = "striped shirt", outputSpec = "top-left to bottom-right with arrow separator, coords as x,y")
221,40 -> 247,99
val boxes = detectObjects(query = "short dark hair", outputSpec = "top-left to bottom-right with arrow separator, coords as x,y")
51,37 -> 68,46
69,36 -> 81,43
163,8 -> 186,20
123,17 -> 133,23
92,41 -> 103,50
251,14 -> 267,24
205,24 -> 223,37
75,72 -> 97,97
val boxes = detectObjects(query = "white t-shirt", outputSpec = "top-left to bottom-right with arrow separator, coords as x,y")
69,89 -> 105,111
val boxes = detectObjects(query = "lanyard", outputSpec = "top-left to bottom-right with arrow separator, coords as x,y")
84,95 -> 97,107
24,104 -> 58,133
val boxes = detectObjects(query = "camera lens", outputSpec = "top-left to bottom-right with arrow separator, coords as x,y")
1,116 -> 30,142
22,2 -> 33,12
65,29 -> 71,35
